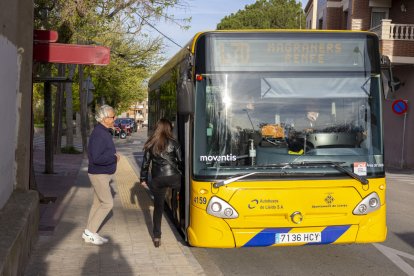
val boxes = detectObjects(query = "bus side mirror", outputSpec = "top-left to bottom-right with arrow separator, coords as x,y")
380,55 -> 402,99
178,53 -> 194,115
178,77 -> 194,115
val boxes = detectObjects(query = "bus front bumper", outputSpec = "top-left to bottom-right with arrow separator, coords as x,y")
187,203 -> 386,248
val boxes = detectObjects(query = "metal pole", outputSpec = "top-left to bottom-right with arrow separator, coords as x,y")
401,111 -> 407,168
44,81 -> 54,173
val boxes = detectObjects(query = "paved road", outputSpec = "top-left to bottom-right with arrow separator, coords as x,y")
126,129 -> 414,276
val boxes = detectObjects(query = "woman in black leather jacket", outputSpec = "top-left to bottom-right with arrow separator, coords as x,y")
140,118 -> 182,247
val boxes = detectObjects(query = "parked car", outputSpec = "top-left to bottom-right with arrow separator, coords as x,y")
123,118 -> 137,132
113,118 -> 133,138
115,118 -> 137,132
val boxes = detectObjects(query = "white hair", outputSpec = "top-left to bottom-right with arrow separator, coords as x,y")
95,104 -> 114,122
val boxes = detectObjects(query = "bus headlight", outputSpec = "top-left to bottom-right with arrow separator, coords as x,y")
358,204 -> 367,214
353,192 -> 381,215
207,196 -> 238,219
211,202 -> 222,212
369,198 -> 378,208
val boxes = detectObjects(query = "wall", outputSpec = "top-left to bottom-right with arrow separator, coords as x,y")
389,0 -> 414,23
0,36 -> 18,208
326,7 -> 343,29
0,0 -> 33,208
0,0 -> 39,274
351,0 -> 371,30
383,66 -> 414,168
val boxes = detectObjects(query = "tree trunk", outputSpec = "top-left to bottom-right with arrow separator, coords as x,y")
53,64 -> 65,154
79,65 -> 88,157
65,64 -> 76,148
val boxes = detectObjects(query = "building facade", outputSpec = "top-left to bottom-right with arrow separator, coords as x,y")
0,0 -> 39,274
304,0 -> 414,168
124,99 -> 149,128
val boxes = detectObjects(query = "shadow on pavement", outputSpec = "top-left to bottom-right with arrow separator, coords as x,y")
395,232 -> 414,249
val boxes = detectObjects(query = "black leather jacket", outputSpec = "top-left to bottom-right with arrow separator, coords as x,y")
140,139 -> 182,182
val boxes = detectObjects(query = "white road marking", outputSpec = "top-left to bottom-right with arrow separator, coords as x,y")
374,243 -> 414,276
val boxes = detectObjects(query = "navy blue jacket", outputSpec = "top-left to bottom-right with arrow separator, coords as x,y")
88,123 -> 117,174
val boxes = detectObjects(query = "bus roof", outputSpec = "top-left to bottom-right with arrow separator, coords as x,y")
148,29 -> 377,87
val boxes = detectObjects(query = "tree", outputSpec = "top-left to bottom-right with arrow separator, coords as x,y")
217,0 -> 304,30
33,0 -> 191,155
91,23 -> 161,111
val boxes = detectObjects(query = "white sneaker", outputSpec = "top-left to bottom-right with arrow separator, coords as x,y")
82,230 -> 104,245
96,233 -> 109,243
84,229 -> 108,243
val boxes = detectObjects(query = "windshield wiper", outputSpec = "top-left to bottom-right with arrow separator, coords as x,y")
213,172 -> 257,188
212,161 -> 368,188
292,161 -> 369,185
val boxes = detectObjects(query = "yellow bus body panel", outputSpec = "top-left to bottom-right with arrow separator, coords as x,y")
187,177 -> 386,248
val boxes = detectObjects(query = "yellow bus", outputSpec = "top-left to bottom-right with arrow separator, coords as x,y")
147,30 -> 386,248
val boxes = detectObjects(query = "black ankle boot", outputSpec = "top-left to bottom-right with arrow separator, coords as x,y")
153,238 -> 161,247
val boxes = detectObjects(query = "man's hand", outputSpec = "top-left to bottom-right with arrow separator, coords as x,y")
141,181 -> 149,190
115,153 -> 120,162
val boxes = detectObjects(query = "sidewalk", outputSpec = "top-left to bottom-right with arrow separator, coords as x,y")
26,136 -> 205,275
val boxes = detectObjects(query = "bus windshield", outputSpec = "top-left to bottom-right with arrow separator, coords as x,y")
193,33 -> 384,180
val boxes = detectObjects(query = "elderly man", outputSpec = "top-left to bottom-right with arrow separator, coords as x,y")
82,104 -> 120,245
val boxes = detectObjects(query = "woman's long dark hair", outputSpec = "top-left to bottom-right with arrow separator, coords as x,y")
143,118 -> 173,155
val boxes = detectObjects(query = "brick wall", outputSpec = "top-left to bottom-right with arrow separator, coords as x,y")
394,40 -> 414,57
389,1 -> 414,24
382,40 -> 414,57
326,7 -> 344,30
351,0 -> 370,30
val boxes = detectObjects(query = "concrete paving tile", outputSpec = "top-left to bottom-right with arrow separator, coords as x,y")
132,249 -> 151,256
158,273 -> 178,276
38,268 -> 61,275
135,267 -> 158,274
59,268 -> 84,275
60,260 -> 82,268
43,262 -> 64,272
138,273 -> 160,276
170,257 -> 189,266
81,260 -> 100,271
118,264 -> 135,273
99,271 -> 119,276
27,132 -> 206,276
177,270 -> 205,276
132,259 -> 153,267
99,264 -> 118,272
23,269 -> 41,276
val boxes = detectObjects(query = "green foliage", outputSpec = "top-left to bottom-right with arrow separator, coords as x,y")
32,82 -> 52,124
33,0 -> 190,115
217,0 -> 305,30
90,26 -> 163,112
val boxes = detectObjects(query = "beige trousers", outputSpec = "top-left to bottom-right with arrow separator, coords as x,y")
86,173 -> 114,233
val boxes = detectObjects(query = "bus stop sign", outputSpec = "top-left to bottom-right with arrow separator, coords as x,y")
392,99 -> 408,115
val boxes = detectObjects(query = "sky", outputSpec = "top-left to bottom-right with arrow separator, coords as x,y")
149,0 -> 307,61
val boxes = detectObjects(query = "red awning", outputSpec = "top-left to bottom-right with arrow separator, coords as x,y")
33,42 -> 110,65
33,30 -> 58,43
